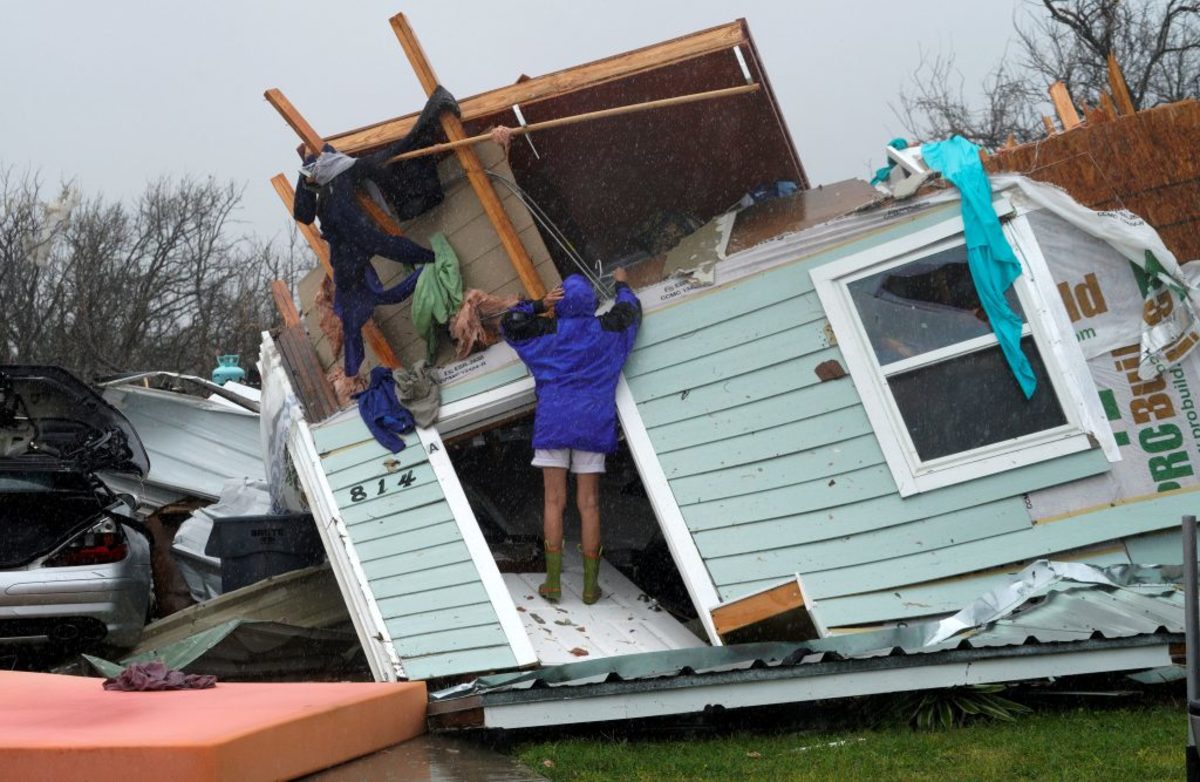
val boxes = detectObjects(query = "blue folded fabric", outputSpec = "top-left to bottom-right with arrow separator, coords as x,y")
355,366 -> 416,453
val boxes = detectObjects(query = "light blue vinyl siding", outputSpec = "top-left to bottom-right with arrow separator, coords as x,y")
624,205 -> 1124,628
312,415 -> 518,680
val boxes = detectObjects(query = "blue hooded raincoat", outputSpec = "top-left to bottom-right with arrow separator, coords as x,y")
501,274 -> 641,454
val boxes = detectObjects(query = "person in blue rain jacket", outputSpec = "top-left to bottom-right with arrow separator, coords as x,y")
501,268 -> 641,605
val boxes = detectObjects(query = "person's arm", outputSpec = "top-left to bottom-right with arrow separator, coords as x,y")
293,174 -> 318,225
501,287 -> 562,343
598,267 -> 641,333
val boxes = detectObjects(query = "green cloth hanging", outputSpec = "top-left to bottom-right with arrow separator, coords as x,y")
411,232 -> 463,363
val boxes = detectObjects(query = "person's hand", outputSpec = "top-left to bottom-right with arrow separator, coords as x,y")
490,126 -> 514,155
612,266 -> 628,284
543,285 -> 564,308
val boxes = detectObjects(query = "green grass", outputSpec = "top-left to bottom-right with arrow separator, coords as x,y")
515,703 -> 1185,781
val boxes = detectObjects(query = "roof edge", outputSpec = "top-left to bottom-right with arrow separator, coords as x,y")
325,19 -> 749,154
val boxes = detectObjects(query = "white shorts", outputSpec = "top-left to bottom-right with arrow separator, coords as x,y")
532,448 -> 606,474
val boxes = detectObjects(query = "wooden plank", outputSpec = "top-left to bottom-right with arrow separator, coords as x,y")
658,403 -> 873,478
277,325 -> 339,422
360,539 -> 474,584
326,20 -> 748,154
1042,115 -> 1057,136
271,280 -> 301,327
341,487 -> 450,532
711,578 -> 804,636
376,582 -> 491,618
368,555 -> 481,600
351,512 -> 459,555
811,546 -> 1133,628
625,295 -> 821,377
1107,53 -> 1136,116
681,448 -> 1108,534
625,324 -> 827,397
385,602 -> 503,639
401,645 -> 519,681
1048,81 -> 1081,131
388,622 -> 511,659
800,486 -> 1200,601
635,346 -> 846,429
668,433 -> 885,506
389,12 -> 546,300
704,497 -> 1028,583
648,376 -> 864,455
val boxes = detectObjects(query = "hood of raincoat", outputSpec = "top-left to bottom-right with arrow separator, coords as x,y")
555,274 -> 596,318
300,149 -> 358,187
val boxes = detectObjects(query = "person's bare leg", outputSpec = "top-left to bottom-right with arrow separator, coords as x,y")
577,472 -> 603,604
542,467 -> 568,551
539,467 -> 568,601
576,473 -> 601,556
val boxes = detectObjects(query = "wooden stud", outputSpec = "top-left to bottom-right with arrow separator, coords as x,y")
326,20 -> 748,155
389,12 -> 546,299
271,279 -> 302,327
1048,81 -> 1081,131
1042,115 -> 1058,136
269,174 -> 402,370
711,578 -> 806,636
1107,53 -> 1136,116
1099,91 -> 1118,119
264,87 -> 409,238
387,84 -> 761,163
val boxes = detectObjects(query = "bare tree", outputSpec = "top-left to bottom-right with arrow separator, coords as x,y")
896,0 -> 1200,148
0,167 -> 303,380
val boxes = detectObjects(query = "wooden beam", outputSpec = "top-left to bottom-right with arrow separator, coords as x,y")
389,12 -> 546,299
1099,91 -> 1119,120
264,87 -> 409,238
711,578 -> 805,636
1042,115 -> 1058,136
269,174 -> 402,370
1048,81 -> 1081,131
264,88 -> 325,153
327,20 -> 748,154
271,279 -> 302,327
1107,53 -> 1137,116
387,83 -> 761,163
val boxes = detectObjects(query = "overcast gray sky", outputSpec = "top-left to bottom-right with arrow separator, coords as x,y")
3,0 -> 1027,242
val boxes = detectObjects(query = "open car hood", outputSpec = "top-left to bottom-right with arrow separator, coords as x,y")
0,366 -> 149,476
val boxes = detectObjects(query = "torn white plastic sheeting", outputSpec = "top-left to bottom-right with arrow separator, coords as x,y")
994,174 -> 1200,380
172,478 -> 274,601
259,332 -> 404,682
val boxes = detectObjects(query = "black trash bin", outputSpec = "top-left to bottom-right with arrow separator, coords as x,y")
204,513 -> 325,593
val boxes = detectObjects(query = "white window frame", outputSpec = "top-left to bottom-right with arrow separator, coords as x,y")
812,199 -> 1115,497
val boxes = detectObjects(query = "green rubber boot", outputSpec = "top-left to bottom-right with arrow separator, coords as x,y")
582,548 -> 603,605
539,547 -> 562,602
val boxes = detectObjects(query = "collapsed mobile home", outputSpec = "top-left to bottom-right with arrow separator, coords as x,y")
260,15 -> 1200,726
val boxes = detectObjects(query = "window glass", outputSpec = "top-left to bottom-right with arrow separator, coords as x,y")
847,246 -> 1023,365
887,336 -> 1066,461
